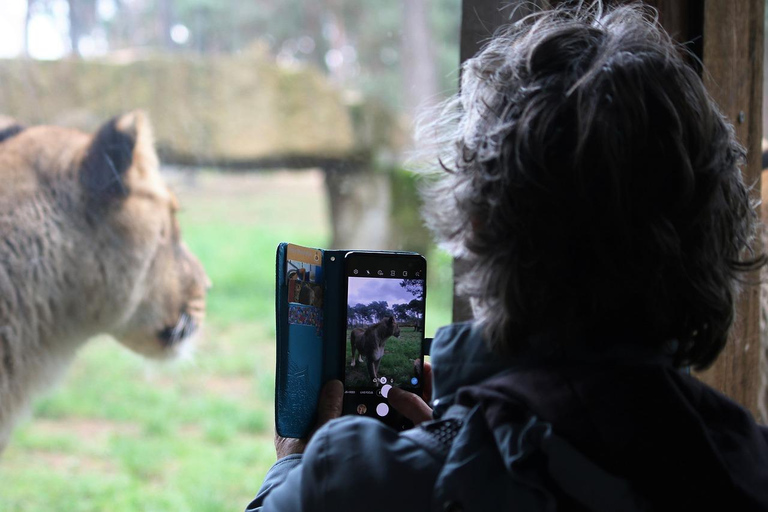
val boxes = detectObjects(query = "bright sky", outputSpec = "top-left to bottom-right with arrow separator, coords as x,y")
347,277 -> 424,308
0,0 -> 70,60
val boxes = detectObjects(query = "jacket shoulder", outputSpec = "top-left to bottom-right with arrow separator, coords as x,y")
301,416 -> 441,510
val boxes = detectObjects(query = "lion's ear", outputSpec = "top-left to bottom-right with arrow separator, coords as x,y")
80,110 -> 159,204
0,115 -> 24,143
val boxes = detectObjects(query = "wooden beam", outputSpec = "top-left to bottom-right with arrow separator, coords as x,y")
643,0 -> 703,71
693,0 -> 764,419
455,0 -> 510,322
456,1 -> 548,322
457,1 -> 547,322
460,1 -> 525,64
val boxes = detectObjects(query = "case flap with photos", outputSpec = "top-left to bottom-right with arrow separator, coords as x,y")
275,243 -> 327,438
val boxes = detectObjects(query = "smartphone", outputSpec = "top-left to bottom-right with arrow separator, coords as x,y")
341,251 -> 427,430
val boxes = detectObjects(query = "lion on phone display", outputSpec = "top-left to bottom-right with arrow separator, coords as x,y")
350,316 -> 400,383
0,111 -> 209,452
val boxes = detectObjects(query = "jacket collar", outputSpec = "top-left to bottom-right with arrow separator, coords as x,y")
430,322 -> 511,417
430,321 -> 675,417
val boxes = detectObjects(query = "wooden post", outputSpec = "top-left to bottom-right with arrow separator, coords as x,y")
457,0 -> 764,418
693,0 -> 764,420
454,1 -> 518,322
456,1 -> 531,322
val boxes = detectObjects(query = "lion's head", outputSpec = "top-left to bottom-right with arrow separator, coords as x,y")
384,316 -> 400,338
76,111 -> 209,358
0,111 -> 208,359
0,111 -> 208,450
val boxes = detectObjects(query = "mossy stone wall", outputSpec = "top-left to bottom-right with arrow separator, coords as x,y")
0,54 -> 354,162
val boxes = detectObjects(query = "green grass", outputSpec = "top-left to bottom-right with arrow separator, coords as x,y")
0,170 -> 453,511
345,326 -> 422,387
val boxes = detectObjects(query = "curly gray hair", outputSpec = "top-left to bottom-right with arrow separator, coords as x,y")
416,2 -> 764,369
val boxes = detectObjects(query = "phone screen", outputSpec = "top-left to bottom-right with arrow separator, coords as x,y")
341,252 -> 426,429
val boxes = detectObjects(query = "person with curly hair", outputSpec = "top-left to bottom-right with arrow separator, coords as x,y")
247,3 -> 768,510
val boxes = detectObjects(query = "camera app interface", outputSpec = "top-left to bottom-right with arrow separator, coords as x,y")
344,261 -> 425,401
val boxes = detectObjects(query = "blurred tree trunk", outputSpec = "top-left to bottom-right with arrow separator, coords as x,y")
401,0 -> 440,117
23,0 -> 34,58
67,0 -> 83,56
157,0 -> 176,50
303,0 -> 328,70
323,0 -> 353,84
67,0 -> 96,57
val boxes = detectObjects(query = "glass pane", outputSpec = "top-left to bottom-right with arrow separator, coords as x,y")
0,0 -> 459,507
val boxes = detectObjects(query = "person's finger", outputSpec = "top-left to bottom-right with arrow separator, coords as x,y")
316,379 -> 344,427
388,386 -> 433,425
422,361 -> 433,404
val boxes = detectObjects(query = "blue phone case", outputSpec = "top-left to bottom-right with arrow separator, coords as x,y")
275,243 -> 345,438
275,243 -> 424,438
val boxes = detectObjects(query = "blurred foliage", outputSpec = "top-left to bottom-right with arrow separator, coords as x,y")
43,0 -> 460,113
390,166 -> 433,256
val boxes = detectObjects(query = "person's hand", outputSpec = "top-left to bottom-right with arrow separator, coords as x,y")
388,360 -> 433,426
274,379 -> 343,460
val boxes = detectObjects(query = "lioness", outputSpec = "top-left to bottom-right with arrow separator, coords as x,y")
0,112 -> 208,452
350,316 -> 400,383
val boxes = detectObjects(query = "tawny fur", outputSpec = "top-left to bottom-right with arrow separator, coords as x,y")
350,316 -> 400,383
0,112 -> 208,452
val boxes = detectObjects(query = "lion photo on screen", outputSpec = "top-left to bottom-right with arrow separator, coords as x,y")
350,316 -> 400,383
0,111 -> 209,452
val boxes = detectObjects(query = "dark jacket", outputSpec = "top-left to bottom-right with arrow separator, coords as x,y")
247,322 -> 768,511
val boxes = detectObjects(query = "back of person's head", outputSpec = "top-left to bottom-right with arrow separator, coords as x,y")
417,1 -> 764,369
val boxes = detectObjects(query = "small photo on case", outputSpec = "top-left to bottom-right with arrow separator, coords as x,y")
286,244 -> 324,308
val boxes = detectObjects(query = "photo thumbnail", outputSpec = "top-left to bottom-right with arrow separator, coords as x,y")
287,259 -> 323,307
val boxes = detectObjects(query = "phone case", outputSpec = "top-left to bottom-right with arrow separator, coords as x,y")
274,242 -> 423,438
275,243 -> 345,438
